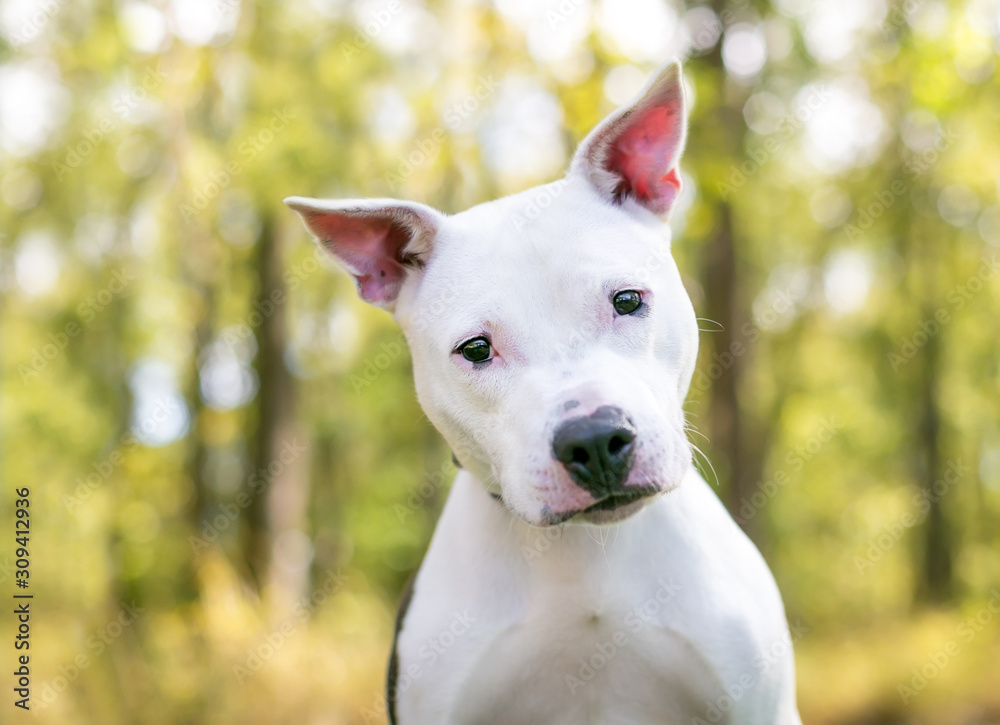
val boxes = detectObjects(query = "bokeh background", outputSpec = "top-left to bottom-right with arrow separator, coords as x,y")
1,0 -> 999,722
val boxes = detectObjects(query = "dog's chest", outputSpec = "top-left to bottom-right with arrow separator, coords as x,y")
450,586 -> 726,725
391,475 -> 795,725
396,556 -> 782,725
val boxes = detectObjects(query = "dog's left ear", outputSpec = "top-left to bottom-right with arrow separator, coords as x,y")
570,60 -> 687,217
284,197 -> 444,310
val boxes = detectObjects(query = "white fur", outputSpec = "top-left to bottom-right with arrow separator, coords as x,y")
389,173 -> 801,723
287,60 -> 802,724
396,468 -> 801,724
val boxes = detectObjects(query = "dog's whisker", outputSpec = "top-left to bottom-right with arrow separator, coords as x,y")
695,317 -> 724,332
588,526 -> 612,568
689,442 -> 720,489
684,425 -> 710,443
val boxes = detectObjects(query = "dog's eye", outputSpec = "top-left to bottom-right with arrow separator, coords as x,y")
458,337 -> 492,363
612,290 -> 643,316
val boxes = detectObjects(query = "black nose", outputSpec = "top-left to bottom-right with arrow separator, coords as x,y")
551,406 -> 636,495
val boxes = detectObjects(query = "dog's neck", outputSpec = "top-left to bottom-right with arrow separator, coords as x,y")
451,451 -> 507,505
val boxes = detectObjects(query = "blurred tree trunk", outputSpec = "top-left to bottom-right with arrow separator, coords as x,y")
702,206 -> 743,492
699,0 -> 768,541
180,230 -> 215,557
245,213 -> 310,604
182,302 -> 213,590
879,57 -> 955,601
172,104 -> 217,597
916,309 -> 954,601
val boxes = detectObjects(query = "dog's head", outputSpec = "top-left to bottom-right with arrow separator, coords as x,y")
287,61 -> 696,526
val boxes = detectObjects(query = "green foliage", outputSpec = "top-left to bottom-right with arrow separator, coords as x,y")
1,0 -> 998,722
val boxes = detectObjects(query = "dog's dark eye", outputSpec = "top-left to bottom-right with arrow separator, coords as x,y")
613,290 -> 643,315
458,337 -> 492,363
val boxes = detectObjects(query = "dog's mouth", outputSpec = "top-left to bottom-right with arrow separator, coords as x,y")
585,489 -> 653,512
542,486 -> 660,526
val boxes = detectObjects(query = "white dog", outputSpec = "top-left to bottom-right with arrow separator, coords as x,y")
287,60 -> 801,725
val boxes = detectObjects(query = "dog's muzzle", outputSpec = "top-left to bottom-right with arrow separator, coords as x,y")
552,406 -> 637,497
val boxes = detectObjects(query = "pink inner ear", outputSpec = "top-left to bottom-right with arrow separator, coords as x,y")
606,105 -> 682,215
311,213 -> 409,304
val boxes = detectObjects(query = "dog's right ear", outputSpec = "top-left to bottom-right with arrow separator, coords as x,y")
284,197 -> 444,309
